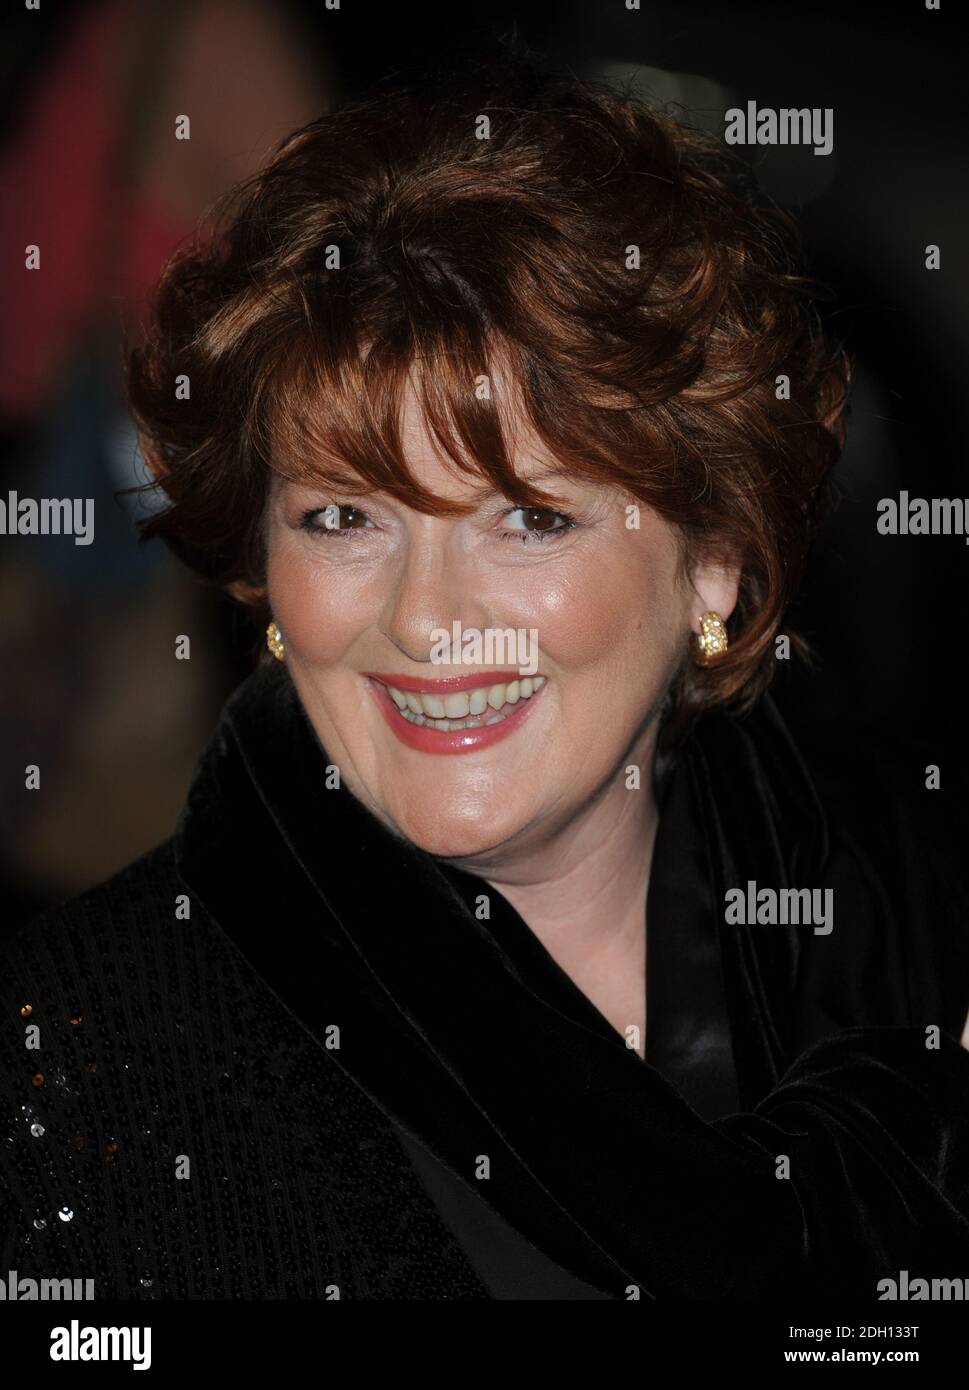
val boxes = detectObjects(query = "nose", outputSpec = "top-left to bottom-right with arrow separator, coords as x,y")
377,520 -> 492,667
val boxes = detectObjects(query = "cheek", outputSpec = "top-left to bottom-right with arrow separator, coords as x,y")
266,515 -> 688,702
266,540 -> 372,664
522,528 -> 686,691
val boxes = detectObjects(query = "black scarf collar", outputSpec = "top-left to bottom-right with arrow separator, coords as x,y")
173,659 -> 830,1297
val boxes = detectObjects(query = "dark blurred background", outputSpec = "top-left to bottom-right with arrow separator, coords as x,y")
1,0 -> 966,928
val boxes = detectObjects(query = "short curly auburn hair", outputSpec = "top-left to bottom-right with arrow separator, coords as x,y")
126,51 -> 849,746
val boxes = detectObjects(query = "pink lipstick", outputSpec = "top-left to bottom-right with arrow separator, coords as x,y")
364,673 -> 547,755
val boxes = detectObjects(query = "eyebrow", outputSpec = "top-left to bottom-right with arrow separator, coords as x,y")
286,461 -> 573,503
465,466 -> 572,499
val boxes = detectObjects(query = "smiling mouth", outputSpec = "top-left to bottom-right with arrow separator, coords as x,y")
376,675 -> 546,733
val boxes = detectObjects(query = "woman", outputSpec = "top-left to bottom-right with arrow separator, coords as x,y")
3,56 -> 969,1301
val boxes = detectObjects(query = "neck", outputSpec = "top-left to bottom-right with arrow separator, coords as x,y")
445,722 -> 661,1052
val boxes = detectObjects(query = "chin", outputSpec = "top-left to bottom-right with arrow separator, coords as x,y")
379,793 -> 532,861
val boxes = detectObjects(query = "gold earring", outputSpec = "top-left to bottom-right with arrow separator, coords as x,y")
692,611 -> 728,667
266,620 -> 285,661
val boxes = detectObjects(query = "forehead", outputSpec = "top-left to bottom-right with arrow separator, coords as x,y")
396,374 -> 568,502
266,327 -> 585,516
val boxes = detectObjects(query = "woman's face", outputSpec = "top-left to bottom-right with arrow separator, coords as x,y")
265,380 -> 737,861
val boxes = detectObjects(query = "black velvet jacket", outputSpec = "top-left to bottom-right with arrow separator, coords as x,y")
2,659 -> 969,1300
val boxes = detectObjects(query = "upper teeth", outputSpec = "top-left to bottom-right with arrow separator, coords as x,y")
385,676 -> 545,719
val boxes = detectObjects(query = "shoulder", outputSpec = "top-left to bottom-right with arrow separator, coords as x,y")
0,839 -> 195,1026
791,714 -> 969,1035
795,715 -> 966,892
0,839 -> 181,966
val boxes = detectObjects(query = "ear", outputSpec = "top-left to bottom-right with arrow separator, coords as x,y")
687,557 -> 741,631
225,579 -> 267,605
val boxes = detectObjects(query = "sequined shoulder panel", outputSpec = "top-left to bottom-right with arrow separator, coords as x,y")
0,841 -> 489,1299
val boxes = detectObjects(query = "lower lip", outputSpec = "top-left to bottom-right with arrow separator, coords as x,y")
366,677 -> 547,755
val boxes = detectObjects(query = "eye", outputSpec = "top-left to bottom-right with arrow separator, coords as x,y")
299,504 -> 374,538
500,506 -> 576,544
